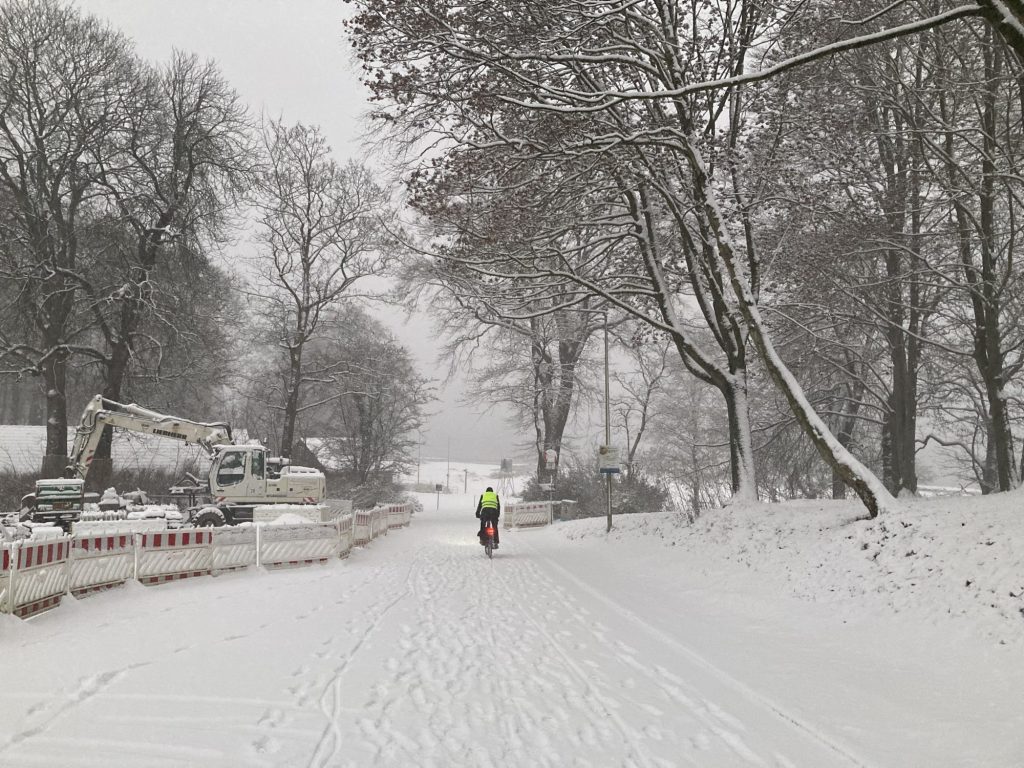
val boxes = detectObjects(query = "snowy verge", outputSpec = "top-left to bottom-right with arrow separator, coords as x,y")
558,493 -> 1024,647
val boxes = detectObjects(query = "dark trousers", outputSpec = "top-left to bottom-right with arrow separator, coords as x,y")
478,510 -> 499,544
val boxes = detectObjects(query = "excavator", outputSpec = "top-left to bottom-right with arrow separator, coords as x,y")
22,395 -> 326,528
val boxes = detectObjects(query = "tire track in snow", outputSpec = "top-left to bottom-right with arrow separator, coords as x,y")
499,553 -> 773,765
531,544 -> 874,768
306,556 -> 418,768
490,554 -> 659,768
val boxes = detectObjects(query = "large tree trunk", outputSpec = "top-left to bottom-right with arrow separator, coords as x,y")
280,344 -> 304,460
884,337 -> 919,496
89,342 -> 131,492
682,138 -> 895,517
722,372 -> 757,502
41,352 -> 69,478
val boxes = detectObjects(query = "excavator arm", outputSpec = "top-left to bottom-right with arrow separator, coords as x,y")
66,395 -> 234,480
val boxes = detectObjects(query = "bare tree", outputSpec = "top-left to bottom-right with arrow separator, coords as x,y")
0,0 -> 136,474
348,0 -> 899,513
78,51 -> 253,486
612,330 -> 672,481
252,118 -> 395,458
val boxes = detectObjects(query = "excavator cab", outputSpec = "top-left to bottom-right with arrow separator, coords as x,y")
208,445 -> 325,506
209,446 -> 265,502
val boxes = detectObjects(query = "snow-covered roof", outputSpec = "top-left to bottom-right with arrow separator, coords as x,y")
0,425 -> 222,475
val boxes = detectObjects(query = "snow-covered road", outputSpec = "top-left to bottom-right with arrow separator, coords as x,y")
1,491 -> 1019,767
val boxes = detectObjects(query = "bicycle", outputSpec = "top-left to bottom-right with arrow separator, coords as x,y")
482,522 -> 497,558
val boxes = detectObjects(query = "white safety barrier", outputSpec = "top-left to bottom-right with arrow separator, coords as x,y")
371,509 -> 388,540
337,515 -> 354,559
135,530 -> 213,586
385,502 -> 413,530
505,501 -> 554,529
1,500 -> 411,619
210,527 -> 257,573
0,541 -> 13,613
9,537 -> 71,618
259,523 -> 340,569
353,510 -> 373,546
69,532 -> 134,597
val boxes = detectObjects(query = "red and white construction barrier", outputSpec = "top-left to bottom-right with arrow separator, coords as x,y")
0,498 -> 411,619
210,527 -> 257,573
9,537 -> 71,618
0,541 -> 13,614
337,515 -> 354,559
370,508 -> 388,540
259,523 -> 341,569
69,532 -> 134,597
385,502 -> 413,530
135,530 -> 213,586
505,501 -> 554,529
353,510 -> 373,546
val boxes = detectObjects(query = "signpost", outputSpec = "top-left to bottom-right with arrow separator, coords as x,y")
598,445 -> 621,475
434,483 -> 443,511
598,444 -> 619,532
543,449 -> 559,507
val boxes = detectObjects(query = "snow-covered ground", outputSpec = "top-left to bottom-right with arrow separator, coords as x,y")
1,471 -> 1021,766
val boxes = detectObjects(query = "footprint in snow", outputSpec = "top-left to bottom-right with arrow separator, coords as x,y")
251,734 -> 280,755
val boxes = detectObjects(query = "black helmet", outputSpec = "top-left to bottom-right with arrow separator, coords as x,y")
485,486 -> 494,492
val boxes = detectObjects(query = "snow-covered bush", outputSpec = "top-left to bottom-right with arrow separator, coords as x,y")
522,460 -> 668,518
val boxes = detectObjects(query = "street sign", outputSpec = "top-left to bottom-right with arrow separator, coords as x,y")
434,483 -> 443,492
598,445 -> 621,474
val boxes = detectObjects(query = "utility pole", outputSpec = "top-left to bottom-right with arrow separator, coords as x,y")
604,311 -> 613,533
464,468 -> 468,493
446,436 -> 451,491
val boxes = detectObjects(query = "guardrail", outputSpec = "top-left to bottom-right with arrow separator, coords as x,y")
1,499 -> 408,621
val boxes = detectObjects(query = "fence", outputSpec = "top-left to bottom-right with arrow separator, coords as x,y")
504,501 -> 554,529
1,499 -> 407,620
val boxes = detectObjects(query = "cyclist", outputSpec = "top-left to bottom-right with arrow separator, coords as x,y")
475,486 -> 500,548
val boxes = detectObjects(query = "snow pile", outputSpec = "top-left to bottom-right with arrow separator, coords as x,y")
253,504 -> 336,524
560,493 -> 1024,646
72,519 -> 167,535
266,512 -> 320,526
125,504 -> 182,522
24,523 -> 64,540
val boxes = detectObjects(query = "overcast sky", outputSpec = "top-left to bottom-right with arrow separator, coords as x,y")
73,0 -> 523,468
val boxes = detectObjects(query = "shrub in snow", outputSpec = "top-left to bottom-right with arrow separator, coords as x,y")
523,460 -> 669,518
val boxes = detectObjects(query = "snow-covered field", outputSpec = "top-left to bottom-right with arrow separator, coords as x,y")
1,468 -> 1021,766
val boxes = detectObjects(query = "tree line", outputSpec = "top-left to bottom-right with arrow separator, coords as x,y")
347,0 -> 1024,516
0,0 -> 427,489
